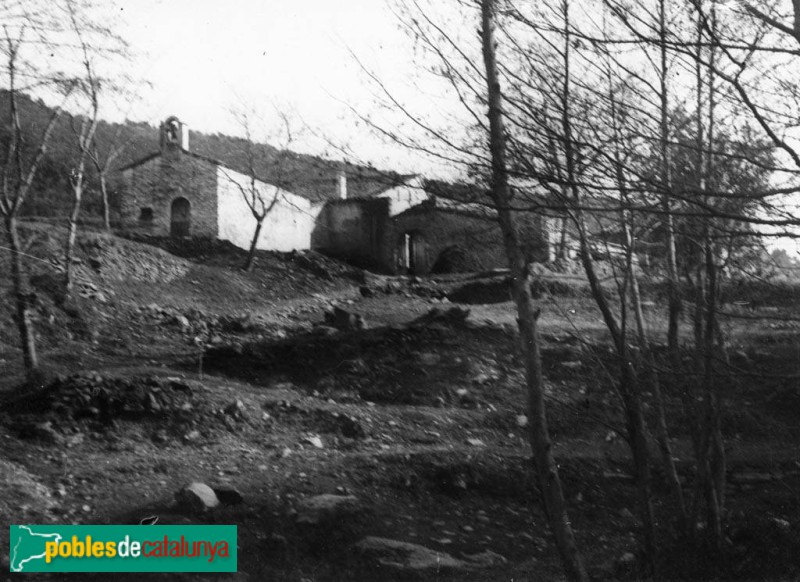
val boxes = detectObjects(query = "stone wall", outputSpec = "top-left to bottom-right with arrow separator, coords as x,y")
313,197 -> 550,275
312,198 -> 391,271
120,151 -> 218,238
389,205 -> 508,274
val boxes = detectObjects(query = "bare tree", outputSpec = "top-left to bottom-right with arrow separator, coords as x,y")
61,0 -> 128,299
225,107 -> 295,272
480,1 -> 589,580
88,123 -> 128,231
1,17 -> 75,378
62,17 -> 99,299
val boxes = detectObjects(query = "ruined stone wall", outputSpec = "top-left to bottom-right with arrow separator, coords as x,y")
388,206 -> 549,275
119,151 -> 218,238
387,206 -> 505,274
311,198 -> 391,271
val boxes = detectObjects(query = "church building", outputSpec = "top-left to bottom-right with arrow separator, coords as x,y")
118,116 -> 319,252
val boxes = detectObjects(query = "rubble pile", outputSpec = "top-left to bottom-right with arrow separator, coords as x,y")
4,373 -> 205,433
137,303 -> 281,342
358,276 -> 449,300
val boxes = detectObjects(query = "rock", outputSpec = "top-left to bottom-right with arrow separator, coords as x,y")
342,358 -> 369,375
338,415 -> 365,439
212,486 -> 244,506
183,430 -> 201,443
418,352 -> 440,366
303,435 -> 324,449
223,399 -> 246,419
65,432 -> 85,448
772,517 -> 791,530
463,549 -> 507,567
324,306 -> 367,331
219,313 -> 262,333
618,552 -> 636,565
466,438 -> 486,447
310,325 -> 337,337
145,391 -> 162,412
173,315 -> 191,330
516,414 -> 528,428
359,285 -> 375,298
355,536 -> 468,576
175,482 -> 220,512
412,307 -> 470,328
473,373 -> 493,385
295,494 -> 361,526
355,537 -> 467,575
17,421 -> 64,445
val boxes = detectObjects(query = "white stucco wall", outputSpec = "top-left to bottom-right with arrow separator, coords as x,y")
216,166 -> 314,252
375,176 -> 429,216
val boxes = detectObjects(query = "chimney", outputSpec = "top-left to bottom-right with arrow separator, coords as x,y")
181,122 -> 189,151
337,164 -> 347,199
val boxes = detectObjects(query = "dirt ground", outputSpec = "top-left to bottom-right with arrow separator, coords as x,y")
1,224 -> 799,581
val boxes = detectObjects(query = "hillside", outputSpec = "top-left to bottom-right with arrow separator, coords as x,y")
0,91 -> 405,216
1,225 -> 799,580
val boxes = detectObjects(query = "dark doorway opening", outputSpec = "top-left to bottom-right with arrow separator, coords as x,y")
398,231 -> 426,275
139,207 -> 154,223
170,197 -> 191,237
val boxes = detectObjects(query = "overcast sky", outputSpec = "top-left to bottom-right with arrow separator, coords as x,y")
114,0 -> 463,176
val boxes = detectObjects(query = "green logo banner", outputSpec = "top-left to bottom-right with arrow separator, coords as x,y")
9,525 -> 237,572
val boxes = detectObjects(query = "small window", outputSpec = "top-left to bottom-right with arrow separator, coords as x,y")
139,207 -> 154,222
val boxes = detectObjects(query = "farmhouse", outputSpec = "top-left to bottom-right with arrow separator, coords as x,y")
118,116 -> 552,273
313,176 -> 551,274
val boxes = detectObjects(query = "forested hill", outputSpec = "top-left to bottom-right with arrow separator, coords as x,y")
0,91 -> 403,217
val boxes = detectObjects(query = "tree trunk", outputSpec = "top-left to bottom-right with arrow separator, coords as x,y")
702,242 -> 725,549
99,173 -> 111,231
575,223 -> 656,570
5,215 -> 39,378
659,0 -> 682,370
243,217 -> 264,271
480,2 -> 588,580
564,5 -> 655,563
622,364 -> 658,566
631,272 -> 687,526
64,178 -> 84,299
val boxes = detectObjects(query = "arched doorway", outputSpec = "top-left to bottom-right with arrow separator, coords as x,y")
170,197 -> 191,237
398,231 -> 426,275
